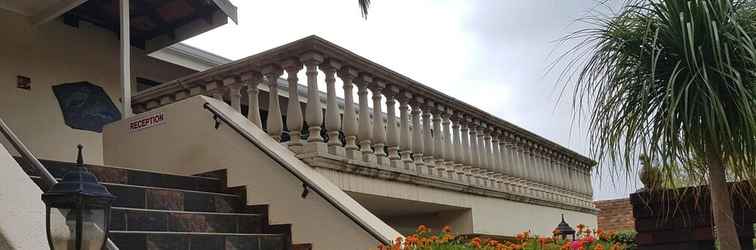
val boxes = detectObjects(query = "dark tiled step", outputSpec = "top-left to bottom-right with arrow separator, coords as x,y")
110,207 -> 264,234
30,177 -> 244,213
17,158 -> 223,193
110,231 -> 286,250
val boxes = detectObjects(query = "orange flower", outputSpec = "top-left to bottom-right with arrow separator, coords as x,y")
471,237 -> 482,248
416,225 -> 428,233
593,244 -> 605,250
443,225 -> 452,233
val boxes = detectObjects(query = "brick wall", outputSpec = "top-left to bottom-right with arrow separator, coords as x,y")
594,198 -> 635,232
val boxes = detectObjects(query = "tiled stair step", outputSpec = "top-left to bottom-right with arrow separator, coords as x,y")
110,231 -> 286,250
30,176 -> 244,213
16,158 -> 225,193
111,207 -> 264,234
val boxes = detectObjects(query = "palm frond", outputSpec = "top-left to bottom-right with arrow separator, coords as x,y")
359,0 -> 371,19
560,0 -> 756,191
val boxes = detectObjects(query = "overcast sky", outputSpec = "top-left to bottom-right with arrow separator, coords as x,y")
184,0 -> 638,200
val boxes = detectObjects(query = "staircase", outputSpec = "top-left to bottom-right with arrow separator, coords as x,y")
16,158 -> 312,250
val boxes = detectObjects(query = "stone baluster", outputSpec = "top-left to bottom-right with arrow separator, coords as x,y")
556,155 -> 567,191
432,105 -> 444,177
300,53 -> 324,142
459,117 -> 472,184
370,81 -> 387,166
569,161 -> 579,193
385,86 -> 401,167
422,101 -> 435,175
244,72 -> 263,127
549,151 -> 560,188
533,145 -> 545,184
491,131 -> 501,173
398,91 -> 413,170
356,74 -> 374,160
226,77 -> 242,111
477,124 -> 489,186
206,80 -> 225,100
410,97 -> 425,172
586,164 -> 594,196
483,125 -> 496,187
262,65 -> 283,141
283,60 -> 304,146
451,114 -> 463,181
338,67 -> 359,159
321,60 -> 342,149
468,121 -> 480,185
442,110 -> 454,179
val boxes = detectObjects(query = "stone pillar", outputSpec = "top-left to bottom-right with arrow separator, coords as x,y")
300,52 -> 324,142
432,105 -> 444,177
398,91 -> 413,170
469,121 -> 480,169
370,81 -> 387,166
321,60 -> 342,148
356,74 -> 374,160
262,65 -> 283,141
244,72 -> 263,127
338,67 -> 359,159
385,86 -> 401,166
410,97 -> 425,172
422,101 -> 435,175
491,131 -> 501,173
283,60 -> 304,146
482,125 -> 492,171
477,124 -> 488,186
226,77 -> 242,111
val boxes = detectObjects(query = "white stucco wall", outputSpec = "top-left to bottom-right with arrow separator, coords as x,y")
0,143 -> 48,250
102,96 -> 400,250
0,8 -> 195,164
318,167 -> 598,237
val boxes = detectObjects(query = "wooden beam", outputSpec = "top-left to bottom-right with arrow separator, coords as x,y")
30,0 -> 89,25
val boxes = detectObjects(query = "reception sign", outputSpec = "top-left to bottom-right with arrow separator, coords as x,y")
129,112 -> 165,132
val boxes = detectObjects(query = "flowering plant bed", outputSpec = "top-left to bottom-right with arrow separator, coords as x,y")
377,225 -> 632,250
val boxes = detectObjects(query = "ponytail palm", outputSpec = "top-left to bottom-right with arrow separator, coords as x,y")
562,0 -> 756,248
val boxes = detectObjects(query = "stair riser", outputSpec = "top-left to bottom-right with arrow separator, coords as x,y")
19,158 -> 223,193
111,233 -> 285,250
111,209 -> 263,234
107,184 -> 243,213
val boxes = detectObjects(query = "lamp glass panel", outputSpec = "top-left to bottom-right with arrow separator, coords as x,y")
49,208 -> 75,250
81,209 -> 106,249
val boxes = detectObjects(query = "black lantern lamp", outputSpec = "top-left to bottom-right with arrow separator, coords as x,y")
555,214 -> 576,241
42,145 -> 116,250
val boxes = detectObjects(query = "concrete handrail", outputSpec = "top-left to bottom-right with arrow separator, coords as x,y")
202,99 -> 399,245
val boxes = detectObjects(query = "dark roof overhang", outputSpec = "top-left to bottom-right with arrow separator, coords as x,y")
62,0 -> 238,52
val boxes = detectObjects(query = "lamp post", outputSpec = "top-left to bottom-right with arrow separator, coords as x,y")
42,145 -> 116,250
555,214 -> 576,241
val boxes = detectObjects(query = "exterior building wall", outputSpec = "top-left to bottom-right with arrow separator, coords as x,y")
594,198 -> 634,232
102,96 -> 398,249
0,8 -> 195,164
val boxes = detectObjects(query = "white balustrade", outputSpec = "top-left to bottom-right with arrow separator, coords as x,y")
131,38 -> 598,210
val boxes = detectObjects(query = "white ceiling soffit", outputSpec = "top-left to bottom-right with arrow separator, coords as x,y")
0,0 -> 89,25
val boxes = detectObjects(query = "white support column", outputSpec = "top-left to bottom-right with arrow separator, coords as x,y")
370,81 -> 387,166
451,114 -> 463,181
356,74 -> 374,160
398,91 -> 413,170
119,0 -> 132,118
491,131 -> 502,173
321,60 -> 342,148
338,67 -> 359,158
300,53 -> 325,142
244,72 -> 263,127
262,65 -> 283,141
385,86 -> 400,166
283,60 -> 304,146
410,97 -> 425,173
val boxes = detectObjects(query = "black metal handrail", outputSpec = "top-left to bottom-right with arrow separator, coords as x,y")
0,117 -> 120,250
203,102 -> 394,245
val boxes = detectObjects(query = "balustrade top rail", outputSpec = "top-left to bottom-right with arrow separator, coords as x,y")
135,35 -> 594,166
